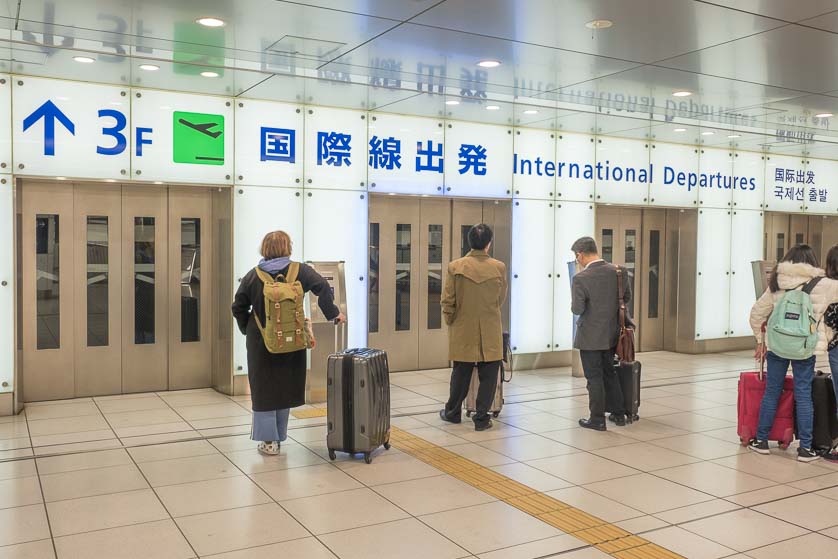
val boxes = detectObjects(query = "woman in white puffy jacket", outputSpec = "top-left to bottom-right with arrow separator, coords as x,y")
749,244 -> 838,462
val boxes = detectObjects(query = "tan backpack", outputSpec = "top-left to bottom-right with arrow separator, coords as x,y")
253,263 -> 311,353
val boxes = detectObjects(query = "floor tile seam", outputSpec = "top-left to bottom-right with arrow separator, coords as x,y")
48,516 -> 183,542
675,515 -> 815,554
27,424 -> 117,439
29,445 -> 60,559
389,427 -> 688,559
129,449 -> 224,465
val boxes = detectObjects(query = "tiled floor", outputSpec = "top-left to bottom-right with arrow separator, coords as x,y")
2,350 -> 838,558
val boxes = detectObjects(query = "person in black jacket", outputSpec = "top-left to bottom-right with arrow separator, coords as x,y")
232,231 -> 344,455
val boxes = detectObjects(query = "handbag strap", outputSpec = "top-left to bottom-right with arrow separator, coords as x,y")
616,266 -> 627,331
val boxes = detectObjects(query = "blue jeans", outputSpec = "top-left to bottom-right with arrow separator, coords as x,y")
251,409 -> 290,443
828,347 -> 838,421
757,351 -> 815,449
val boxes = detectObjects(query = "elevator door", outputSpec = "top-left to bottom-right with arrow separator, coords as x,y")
369,196 -> 510,372
21,181 -> 217,401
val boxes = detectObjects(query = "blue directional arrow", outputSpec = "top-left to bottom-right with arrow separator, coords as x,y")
23,100 -> 75,156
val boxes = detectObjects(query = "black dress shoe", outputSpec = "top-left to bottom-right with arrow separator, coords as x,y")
439,409 -> 461,424
578,418 -> 607,431
474,419 -> 493,432
608,414 -> 627,427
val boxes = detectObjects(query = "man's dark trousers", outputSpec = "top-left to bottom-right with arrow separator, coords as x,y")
443,361 -> 500,424
580,350 -> 625,422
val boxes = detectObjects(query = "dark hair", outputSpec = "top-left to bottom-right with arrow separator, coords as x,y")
468,224 -> 494,251
826,245 -> 838,280
769,244 -> 819,292
571,236 -> 598,255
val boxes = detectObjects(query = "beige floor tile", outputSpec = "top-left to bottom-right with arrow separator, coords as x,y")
645,395 -> 721,412
819,525 -> 838,539
614,515 -> 670,534
156,475 -> 271,517
0,448 -> 34,460
127,439 -> 218,463
336,451 -> 443,486
175,503 -> 308,556
540,427 -> 636,451
613,419 -> 690,442
653,461 -> 775,497
725,484 -> 804,507
547,486 -> 644,522
30,430 -> 116,448
320,518 -> 468,559
138,453 -> 239,487
475,534 -> 587,559
441,421 -> 531,442
652,499 -> 741,524
787,471 -> 838,491
527,452 -> 640,485
445,443 -> 518,467
27,415 -> 110,437
649,412 -> 735,433
753,493 -> 838,531
113,421 -> 195,438
681,509 -> 808,552
584,473 -> 714,514
695,405 -> 738,422
488,463 -> 573,492
0,539 -> 55,559
712,453 -> 833,483
0,438 -> 32,451
0,476 -> 42,510
105,408 -> 183,429
282,487 -> 409,534
53,519 -> 195,559
24,402 -> 100,421
32,439 -> 122,456
46,489 -> 168,537
119,431 -> 199,447
591,441 -> 700,471
159,391 -> 232,408
0,460 -> 36,481
643,526 -> 737,559
41,464 -> 148,502
477,434 -> 577,461
0,505 -> 50,547
175,403 -> 250,421
208,434 -> 255,453
404,427 -> 471,447
747,533 -> 838,559
36,449 -> 131,474
286,425 -> 327,443
95,395 -> 170,414
224,443 -> 325,474
649,433 -> 746,460
420,501 -> 561,555
198,537 -> 337,559
498,412 -> 578,433
250,463 -> 362,501
373,474 -> 495,516
189,416 -> 253,430
199,425 -> 253,438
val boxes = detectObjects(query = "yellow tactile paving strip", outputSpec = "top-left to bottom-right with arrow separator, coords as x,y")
291,408 -> 328,419
388,426 -> 686,559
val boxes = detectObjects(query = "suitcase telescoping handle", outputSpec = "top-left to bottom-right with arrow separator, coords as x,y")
334,318 -> 347,352
757,322 -> 767,381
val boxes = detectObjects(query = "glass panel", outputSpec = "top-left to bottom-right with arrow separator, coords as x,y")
601,228 -> 613,263
395,224 -> 411,331
625,229 -> 637,316
648,230 -> 660,319
460,225 -> 471,257
86,216 -> 109,347
181,218 -> 201,342
36,214 -> 60,349
134,217 -> 155,344
427,224 -> 443,330
368,222 -> 379,334
776,233 -> 785,262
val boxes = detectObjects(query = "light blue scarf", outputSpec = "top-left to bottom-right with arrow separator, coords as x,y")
258,256 -> 291,274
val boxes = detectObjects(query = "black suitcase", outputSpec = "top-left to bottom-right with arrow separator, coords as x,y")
326,348 -> 391,464
811,371 -> 838,452
613,359 -> 641,423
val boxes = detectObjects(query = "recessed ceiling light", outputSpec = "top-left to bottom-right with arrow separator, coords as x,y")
154,181 -> 164,185
585,19 -> 613,29
200,71 -> 220,78
816,112 -> 833,118
445,100 -> 460,106
477,60 -> 501,68
672,91 -> 691,97
523,109 -> 539,115
485,105 -> 500,110
139,64 -> 159,71
73,56 -> 95,63
196,17 -> 225,27
701,131 -> 714,136
727,134 -> 741,139
56,177 -> 66,180
673,128 -> 687,132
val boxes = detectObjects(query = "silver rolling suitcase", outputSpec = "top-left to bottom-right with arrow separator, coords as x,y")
326,348 -> 391,464
464,333 -> 512,419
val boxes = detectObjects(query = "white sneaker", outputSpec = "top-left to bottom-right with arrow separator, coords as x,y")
257,441 -> 279,455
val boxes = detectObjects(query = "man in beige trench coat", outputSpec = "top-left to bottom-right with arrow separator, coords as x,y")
438,224 -> 508,431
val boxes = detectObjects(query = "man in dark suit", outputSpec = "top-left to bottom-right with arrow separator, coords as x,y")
571,236 -> 630,431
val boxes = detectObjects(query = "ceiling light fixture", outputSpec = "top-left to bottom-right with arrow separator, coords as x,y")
200,71 -> 220,78
816,112 -> 833,118
523,109 -> 539,115
139,64 -> 160,71
477,60 -> 501,68
672,91 -> 691,97
73,56 -> 95,63
585,19 -> 613,29
196,17 -> 225,27
673,128 -> 687,132
445,100 -> 460,106
701,131 -> 714,136
485,105 -> 500,110
727,134 -> 741,139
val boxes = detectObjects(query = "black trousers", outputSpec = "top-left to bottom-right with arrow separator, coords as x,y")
444,360 -> 501,423
580,349 -> 625,421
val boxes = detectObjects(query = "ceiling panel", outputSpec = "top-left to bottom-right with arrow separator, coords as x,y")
798,10 -> 838,33
411,0 -> 784,64
701,0 -> 838,22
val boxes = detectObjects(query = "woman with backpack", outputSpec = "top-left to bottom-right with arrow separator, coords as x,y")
232,231 -> 345,456
749,244 -> 838,462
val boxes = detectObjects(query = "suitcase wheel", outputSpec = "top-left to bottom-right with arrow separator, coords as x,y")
466,411 -> 472,418
364,452 -> 372,465
383,442 -> 391,451
328,449 -> 336,461
493,412 -> 500,418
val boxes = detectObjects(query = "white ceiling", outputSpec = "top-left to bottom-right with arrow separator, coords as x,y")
2,0 -> 838,157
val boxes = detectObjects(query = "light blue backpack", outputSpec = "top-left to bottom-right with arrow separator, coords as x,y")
766,278 -> 822,360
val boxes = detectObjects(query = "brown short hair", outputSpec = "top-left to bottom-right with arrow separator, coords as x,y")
260,231 -> 292,259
